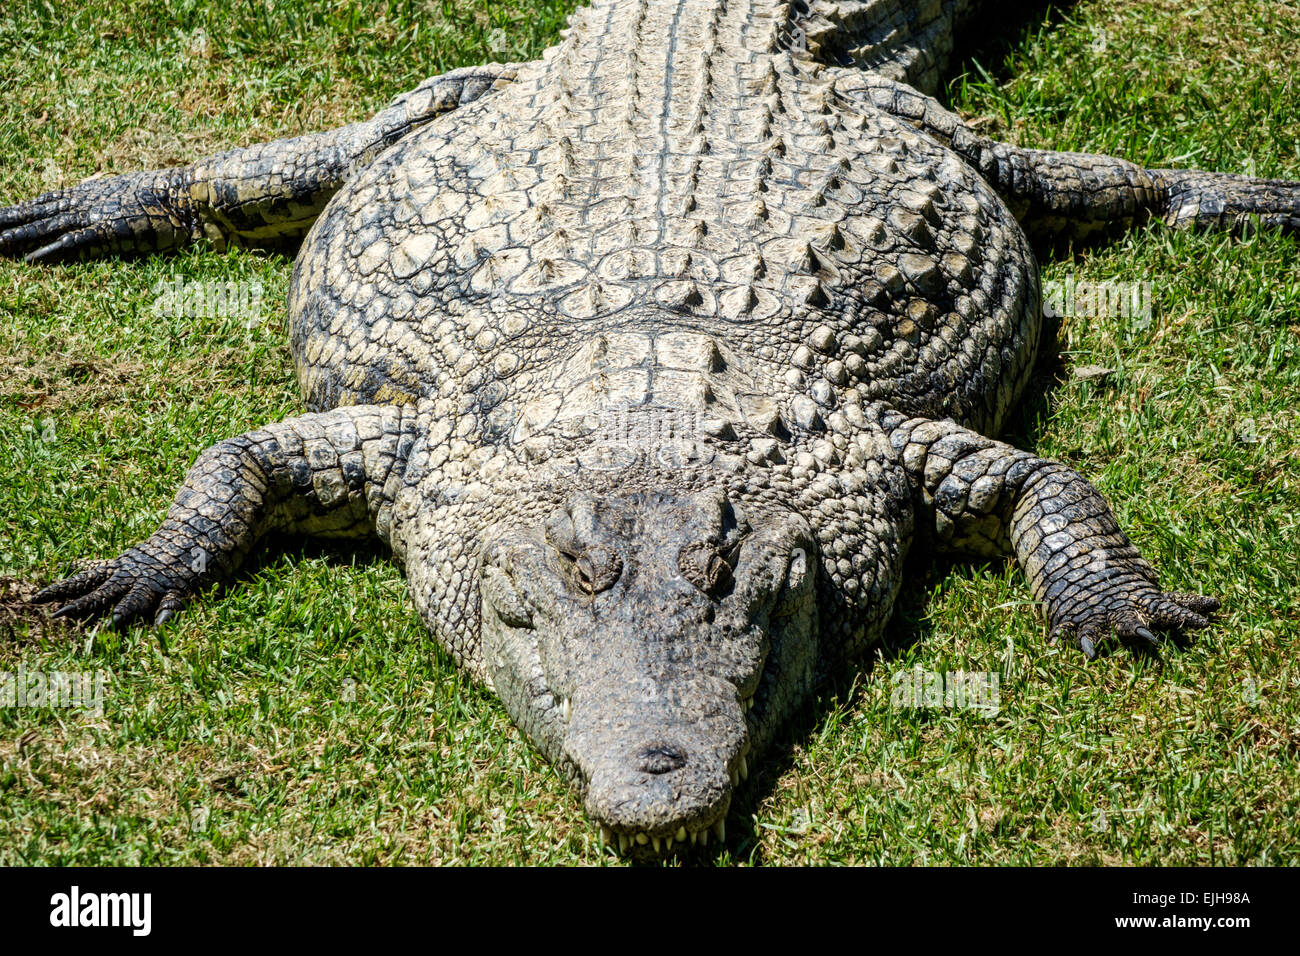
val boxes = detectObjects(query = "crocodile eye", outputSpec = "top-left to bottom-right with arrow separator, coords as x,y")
572,545 -> 623,594
678,542 -> 732,595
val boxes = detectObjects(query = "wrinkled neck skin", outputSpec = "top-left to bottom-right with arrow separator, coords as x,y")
392,393 -> 912,850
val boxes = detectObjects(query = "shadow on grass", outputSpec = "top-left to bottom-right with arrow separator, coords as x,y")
944,0 -> 1085,93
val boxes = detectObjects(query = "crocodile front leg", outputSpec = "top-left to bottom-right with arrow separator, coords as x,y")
31,405 -> 417,627
834,72 -> 1300,244
0,63 -> 517,262
888,416 -> 1219,658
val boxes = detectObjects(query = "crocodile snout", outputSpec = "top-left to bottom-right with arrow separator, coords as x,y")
573,701 -> 743,853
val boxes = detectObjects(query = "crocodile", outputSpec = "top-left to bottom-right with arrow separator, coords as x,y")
4,0 -> 1298,857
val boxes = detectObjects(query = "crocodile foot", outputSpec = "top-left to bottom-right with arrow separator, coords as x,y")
1047,570 -> 1220,659
1155,168 -> 1300,235
0,169 -> 191,263
31,540 -> 215,629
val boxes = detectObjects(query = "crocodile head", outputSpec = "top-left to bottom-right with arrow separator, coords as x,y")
479,484 -> 817,853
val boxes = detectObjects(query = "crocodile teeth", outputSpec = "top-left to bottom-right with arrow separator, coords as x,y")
609,824 -> 742,852
730,769 -> 739,787
561,697 -> 572,723
739,756 -> 749,781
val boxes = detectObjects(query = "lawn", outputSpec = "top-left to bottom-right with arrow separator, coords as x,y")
0,0 -> 1297,865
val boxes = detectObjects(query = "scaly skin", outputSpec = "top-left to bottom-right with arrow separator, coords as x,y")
7,0 -> 1297,856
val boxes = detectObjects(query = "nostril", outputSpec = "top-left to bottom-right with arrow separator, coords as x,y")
636,743 -> 687,774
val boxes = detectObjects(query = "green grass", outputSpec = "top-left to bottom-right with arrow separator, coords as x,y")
1,0 -> 1298,865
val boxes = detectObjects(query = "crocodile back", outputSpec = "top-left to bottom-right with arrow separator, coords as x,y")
288,0 -> 1039,442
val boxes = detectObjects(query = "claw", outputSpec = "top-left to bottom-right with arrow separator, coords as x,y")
30,543 -> 204,634
1080,636 -> 1096,659
155,590 -> 186,624
1134,626 -> 1158,645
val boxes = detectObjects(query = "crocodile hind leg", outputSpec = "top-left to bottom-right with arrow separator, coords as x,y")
31,405 -> 417,628
886,414 -> 1219,658
833,72 -> 1300,245
0,63 -> 517,263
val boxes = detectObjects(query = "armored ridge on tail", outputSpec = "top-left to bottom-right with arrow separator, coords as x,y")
3,0 -> 1297,856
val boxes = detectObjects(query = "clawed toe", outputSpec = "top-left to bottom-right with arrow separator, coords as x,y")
31,562 -> 113,605
52,577 -> 132,623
